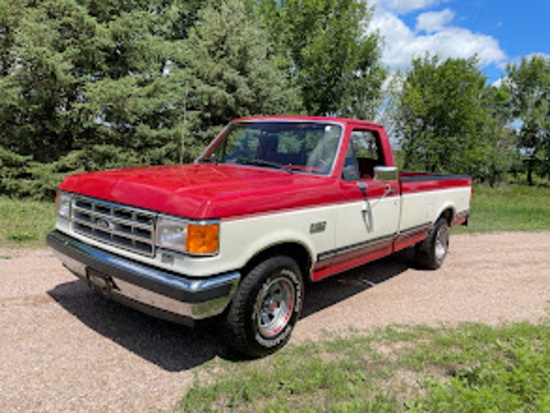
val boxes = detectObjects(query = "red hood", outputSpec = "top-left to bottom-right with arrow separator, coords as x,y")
59,163 -> 339,219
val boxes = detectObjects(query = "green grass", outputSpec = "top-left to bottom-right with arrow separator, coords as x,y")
0,197 -> 55,248
179,319 -> 550,412
456,184 -> 550,233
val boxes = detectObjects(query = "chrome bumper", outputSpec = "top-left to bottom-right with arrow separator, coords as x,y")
47,230 -> 240,325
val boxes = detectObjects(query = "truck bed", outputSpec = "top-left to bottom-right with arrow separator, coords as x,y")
399,170 -> 472,193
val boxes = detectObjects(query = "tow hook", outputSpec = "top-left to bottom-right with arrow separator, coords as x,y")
86,269 -> 115,296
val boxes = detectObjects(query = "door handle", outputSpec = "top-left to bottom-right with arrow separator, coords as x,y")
357,181 -> 368,193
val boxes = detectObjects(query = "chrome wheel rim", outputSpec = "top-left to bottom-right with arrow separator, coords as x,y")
256,275 -> 295,338
435,224 -> 449,261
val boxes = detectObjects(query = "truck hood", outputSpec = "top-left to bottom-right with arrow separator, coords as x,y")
59,163 -> 338,219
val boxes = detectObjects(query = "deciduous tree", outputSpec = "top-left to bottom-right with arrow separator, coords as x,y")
506,55 -> 550,185
259,0 -> 386,119
395,55 -> 514,184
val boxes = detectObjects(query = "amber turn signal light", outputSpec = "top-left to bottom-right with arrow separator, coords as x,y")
186,224 -> 219,255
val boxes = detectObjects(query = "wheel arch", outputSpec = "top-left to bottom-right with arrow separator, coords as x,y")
241,241 -> 313,283
437,205 -> 456,225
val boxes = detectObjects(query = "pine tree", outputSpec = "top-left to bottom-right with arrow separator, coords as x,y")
177,0 -> 302,161
0,0 -> 303,198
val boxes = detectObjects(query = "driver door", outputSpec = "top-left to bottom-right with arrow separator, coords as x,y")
334,129 -> 399,266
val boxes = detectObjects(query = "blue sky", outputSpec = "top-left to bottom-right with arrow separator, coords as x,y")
369,0 -> 550,83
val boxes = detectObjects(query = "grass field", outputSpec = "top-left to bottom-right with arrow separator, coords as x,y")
455,184 -> 550,233
180,319 -> 550,412
0,197 -> 55,248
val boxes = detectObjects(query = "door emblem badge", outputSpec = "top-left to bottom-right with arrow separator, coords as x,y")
310,221 -> 327,234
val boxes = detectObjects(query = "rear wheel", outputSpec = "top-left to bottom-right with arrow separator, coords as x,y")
415,217 -> 449,270
224,256 -> 304,358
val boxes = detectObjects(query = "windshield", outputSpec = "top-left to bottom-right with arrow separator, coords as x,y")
200,122 -> 343,175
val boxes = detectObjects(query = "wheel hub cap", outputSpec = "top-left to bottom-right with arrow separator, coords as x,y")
435,226 -> 449,260
256,276 -> 295,338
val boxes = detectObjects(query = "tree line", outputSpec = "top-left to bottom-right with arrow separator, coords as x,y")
0,0 -> 548,200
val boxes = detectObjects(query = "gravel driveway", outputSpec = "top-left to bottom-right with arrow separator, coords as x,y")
1,232 -> 549,412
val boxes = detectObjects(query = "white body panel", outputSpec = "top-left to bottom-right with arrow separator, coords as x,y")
399,187 -> 471,231
335,196 -> 399,247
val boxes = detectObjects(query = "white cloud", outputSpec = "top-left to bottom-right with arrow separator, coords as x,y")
369,4 -> 506,70
415,9 -> 455,33
376,0 -> 443,14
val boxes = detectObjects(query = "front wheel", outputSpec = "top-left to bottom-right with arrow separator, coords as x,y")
415,217 -> 450,270
224,256 -> 304,358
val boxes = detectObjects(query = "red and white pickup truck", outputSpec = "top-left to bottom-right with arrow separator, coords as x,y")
48,116 -> 471,356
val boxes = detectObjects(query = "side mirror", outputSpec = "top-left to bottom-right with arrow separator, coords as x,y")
374,166 -> 398,182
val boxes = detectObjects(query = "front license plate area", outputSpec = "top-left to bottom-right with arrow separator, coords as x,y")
86,268 -> 114,295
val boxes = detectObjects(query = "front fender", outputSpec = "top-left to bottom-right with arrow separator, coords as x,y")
219,208 -> 335,274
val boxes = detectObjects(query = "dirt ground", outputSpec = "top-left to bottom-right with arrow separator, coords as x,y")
1,232 -> 549,412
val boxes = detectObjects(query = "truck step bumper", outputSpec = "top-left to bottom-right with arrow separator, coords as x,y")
47,230 -> 240,325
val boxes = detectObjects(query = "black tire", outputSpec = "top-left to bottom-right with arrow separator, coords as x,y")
224,256 -> 304,358
415,217 -> 450,270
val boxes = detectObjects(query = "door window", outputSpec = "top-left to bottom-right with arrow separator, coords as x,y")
345,130 -> 383,180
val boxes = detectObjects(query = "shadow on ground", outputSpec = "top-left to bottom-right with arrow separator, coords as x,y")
302,247 -> 415,317
48,247 -> 415,371
48,281 -> 222,372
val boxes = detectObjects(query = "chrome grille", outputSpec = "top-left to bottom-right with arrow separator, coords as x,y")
71,196 -> 156,257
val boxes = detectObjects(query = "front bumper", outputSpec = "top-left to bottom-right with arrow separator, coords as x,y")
47,230 -> 240,325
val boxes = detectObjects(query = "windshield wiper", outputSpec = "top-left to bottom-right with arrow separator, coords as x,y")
238,158 -> 293,173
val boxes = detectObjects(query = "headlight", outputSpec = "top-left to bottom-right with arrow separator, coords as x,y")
156,216 -> 188,253
56,191 -> 72,220
156,216 -> 219,256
